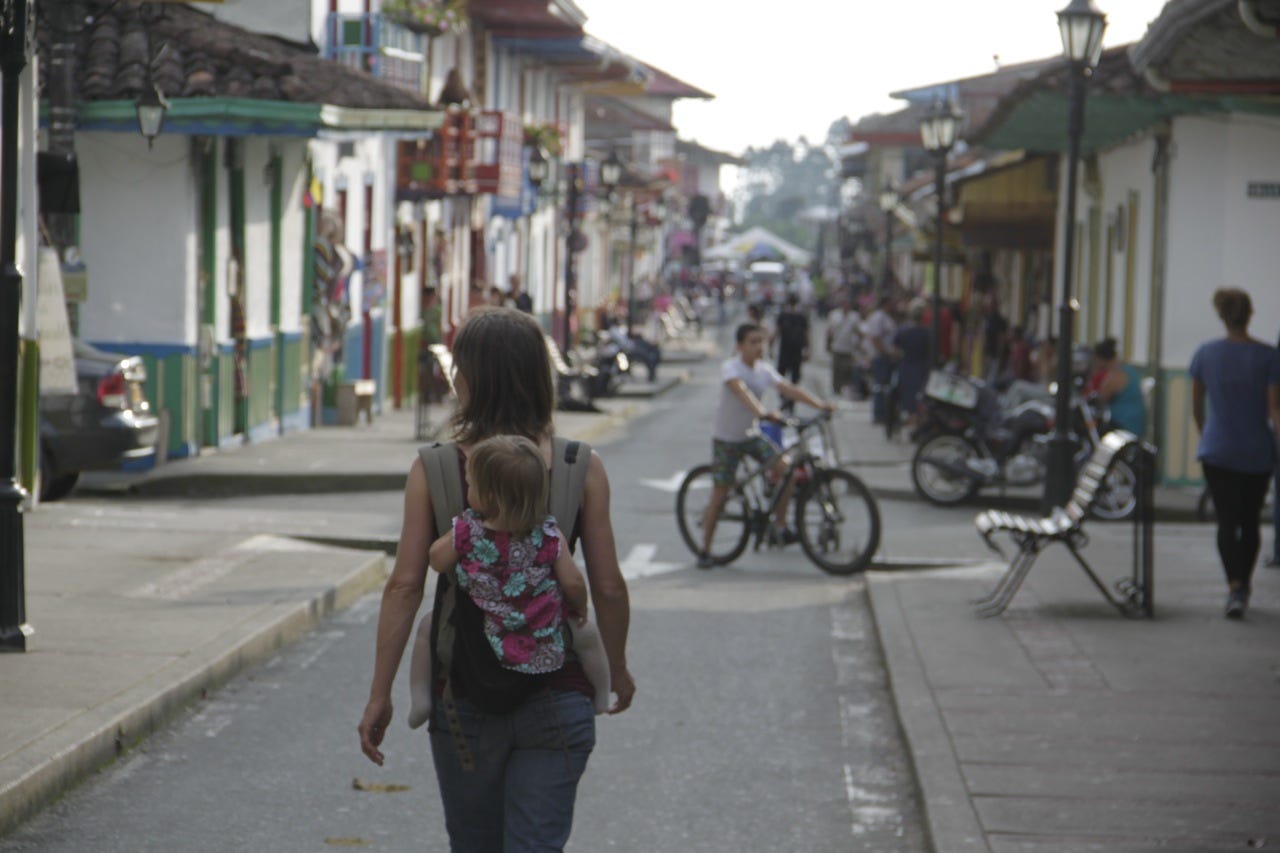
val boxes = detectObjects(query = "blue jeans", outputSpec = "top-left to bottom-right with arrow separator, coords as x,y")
430,690 -> 595,852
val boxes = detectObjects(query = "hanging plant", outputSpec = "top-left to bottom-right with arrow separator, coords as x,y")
522,122 -> 563,157
382,0 -> 469,36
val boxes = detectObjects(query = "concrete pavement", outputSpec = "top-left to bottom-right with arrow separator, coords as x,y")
4,324 -> 1278,850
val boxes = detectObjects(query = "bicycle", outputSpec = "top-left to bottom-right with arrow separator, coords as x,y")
675,411 -> 882,575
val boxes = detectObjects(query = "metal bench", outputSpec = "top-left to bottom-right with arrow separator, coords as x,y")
542,334 -> 600,412
971,430 -> 1152,618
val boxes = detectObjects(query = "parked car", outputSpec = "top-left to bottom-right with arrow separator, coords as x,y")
38,341 -> 160,501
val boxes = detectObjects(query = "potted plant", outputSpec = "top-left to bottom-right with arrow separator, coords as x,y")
522,122 -> 563,158
382,0 -> 468,36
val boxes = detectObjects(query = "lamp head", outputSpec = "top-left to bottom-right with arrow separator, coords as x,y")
527,146 -> 549,189
601,149 -> 623,192
1057,0 -> 1107,67
920,98 -> 963,154
135,82 -> 170,148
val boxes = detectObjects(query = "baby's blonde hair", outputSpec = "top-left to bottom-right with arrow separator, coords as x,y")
466,435 -> 548,535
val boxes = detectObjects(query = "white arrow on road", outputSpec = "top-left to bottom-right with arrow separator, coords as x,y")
639,471 -> 688,493
619,544 -> 684,580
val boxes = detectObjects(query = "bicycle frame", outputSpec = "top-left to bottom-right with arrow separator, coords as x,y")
729,415 -> 838,548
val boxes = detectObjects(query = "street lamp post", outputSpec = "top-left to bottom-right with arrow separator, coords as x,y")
599,151 -> 625,333
1044,0 -> 1107,510
878,185 -> 897,292
626,196 -> 640,338
0,0 -> 31,652
562,162 -> 582,355
919,98 -> 963,369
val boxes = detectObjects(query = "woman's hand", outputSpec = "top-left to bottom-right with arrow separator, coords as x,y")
608,667 -> 636,714
358,696 -> 394,766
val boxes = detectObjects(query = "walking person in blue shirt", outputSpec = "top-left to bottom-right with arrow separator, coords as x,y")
1270,329 -> 1280,569
1190,288 -> 1280,619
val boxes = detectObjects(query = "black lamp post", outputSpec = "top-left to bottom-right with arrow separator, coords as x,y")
527,145 -> 550,191
599,151 -> 624,331
562,161 -> 583,354
1044,0 -> 1107,510
0,0 -> 31,652
878,185 -> 898,291
919,98 -> 963,369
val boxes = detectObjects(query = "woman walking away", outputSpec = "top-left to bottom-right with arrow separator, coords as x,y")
358,307 -> 635,851
1190,288 -> 1280,619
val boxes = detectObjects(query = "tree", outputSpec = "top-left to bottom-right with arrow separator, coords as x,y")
733,117 -> 851,252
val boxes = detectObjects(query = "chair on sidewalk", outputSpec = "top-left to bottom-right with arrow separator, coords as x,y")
971,430 -> 1149,618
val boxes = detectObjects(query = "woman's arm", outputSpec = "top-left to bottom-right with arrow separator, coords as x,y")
551,537 -> 589,620
428,530 -> 458,573
358,457 -> 433,765
578,451 -> 635,714
1191,378 -> 1206,434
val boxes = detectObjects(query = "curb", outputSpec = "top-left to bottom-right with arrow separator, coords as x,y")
866,572 -> 991,852
0,550 -> 387,838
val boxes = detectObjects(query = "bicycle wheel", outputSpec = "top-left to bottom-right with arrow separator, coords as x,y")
795,469 -> 881,575
675,464 -> 751,565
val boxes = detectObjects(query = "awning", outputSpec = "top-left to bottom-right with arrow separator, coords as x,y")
69,98 -> 444,138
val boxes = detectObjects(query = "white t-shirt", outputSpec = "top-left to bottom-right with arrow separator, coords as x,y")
829,310 -> 863,356
713,356 -> 782,442
863,309 -> 896,358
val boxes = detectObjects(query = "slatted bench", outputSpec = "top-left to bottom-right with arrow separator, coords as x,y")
972,430 -> 1150,618
543,334 -> 599,411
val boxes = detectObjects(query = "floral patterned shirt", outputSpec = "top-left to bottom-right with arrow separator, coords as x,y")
452,509 -> 568,674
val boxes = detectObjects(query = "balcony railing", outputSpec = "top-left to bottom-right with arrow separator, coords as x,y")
324,13 -> 428,97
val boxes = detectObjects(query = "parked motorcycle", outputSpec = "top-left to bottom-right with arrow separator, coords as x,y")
584,334 -> 631,398
909,370 -> 1137,520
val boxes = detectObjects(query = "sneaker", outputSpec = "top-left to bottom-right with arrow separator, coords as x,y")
696,552 -> 715,570
1225,589 -> 1247,620
769,527 -> 800,547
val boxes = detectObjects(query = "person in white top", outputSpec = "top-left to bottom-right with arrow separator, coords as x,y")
698,322 -> 834,569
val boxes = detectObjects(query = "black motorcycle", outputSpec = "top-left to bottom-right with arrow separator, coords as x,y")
584,334 -> 631,398
909,371 -> 1136,520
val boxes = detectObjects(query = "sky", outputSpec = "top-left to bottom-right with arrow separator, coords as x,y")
577,0 -> 1172,156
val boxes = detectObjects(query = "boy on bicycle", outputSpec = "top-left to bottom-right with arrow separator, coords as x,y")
699,323 -> 834,569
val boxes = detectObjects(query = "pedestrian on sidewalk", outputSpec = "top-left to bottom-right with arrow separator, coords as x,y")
358,307 -> 635,850
696,322 -> 834,569
772,292 -> 811,413
1271,328 -> 1280,568
864,294 -> 897,424
1189,288 -> 1280,619
890,301 -> 931,433
826,292 -> 860,399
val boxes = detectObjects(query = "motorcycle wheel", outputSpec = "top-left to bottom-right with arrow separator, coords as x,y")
1091,457 -> 1138,521
911,434 -> 983,506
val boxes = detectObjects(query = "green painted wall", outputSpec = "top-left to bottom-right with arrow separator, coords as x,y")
247,342 -> 275,431
401,325 -> 423,404
279,334 -> 304,417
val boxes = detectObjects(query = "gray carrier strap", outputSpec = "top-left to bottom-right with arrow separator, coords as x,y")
415,442 -> 474,771
549,436 -> 590,546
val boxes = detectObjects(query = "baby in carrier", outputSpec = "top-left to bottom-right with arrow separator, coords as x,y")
408,435 -> 610,727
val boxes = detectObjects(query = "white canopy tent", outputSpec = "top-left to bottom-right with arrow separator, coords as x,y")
702,226 -> 813,267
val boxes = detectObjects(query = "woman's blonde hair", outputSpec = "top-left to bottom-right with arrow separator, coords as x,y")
1212,287 -> 1252,330
466,435 -> 548,536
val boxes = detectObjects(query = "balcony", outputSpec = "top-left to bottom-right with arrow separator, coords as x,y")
324,13 -> 428,98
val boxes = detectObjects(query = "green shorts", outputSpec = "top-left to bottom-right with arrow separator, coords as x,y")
711,436 -> 779,486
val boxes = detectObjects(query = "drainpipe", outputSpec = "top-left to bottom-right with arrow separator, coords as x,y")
1147,125 -> 1172,473
1239,0 -> 1280,37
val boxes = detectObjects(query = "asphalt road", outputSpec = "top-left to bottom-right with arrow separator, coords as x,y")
0,352 -> 987,852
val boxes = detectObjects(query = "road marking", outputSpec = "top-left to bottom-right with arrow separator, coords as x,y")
619,544 -> 683,580
127,534 -> 329,600
638,471 -> 688,493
